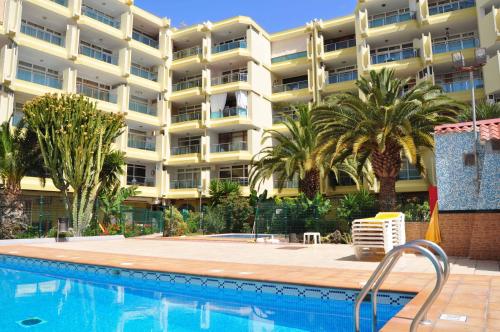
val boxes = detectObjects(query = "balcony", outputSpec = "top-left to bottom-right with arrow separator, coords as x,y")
172,78 -> 202,92
82,5 -> 120,29
127,176 -> 155,187
212,40 -> 247,54
271,51 -> 307,64
77,83 -> 117,103
219,177 -> 249,186
429,0 -> 475,15
371,48 -> 419,65
129,99 -> 157,116
211,72 -> 248,86
272,112 -> 297,124
211,107 -> 247,119
21,22 -> 64,47
171,145 -> 200,156
272,80 -> 308,93
170,179 -> 200,189
432,38 -> 478,54
131,65 -> 158,82
172,110 -> 202,124
173,46 -> 202,60
211,141 -> 248,153
128,135 -> 156,152
17,64 -> 62,90
324,39 -> 356,53
327,70 -> 357,84
274,179 -> 299,189
369,10 -> 416,28
80,44 -> 118,65
438,78 -> 484,93
132,30 -> 158,49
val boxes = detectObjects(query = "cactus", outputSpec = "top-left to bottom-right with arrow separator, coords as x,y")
23,94 -> 125,236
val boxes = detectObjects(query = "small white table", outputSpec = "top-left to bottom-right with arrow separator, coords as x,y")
303,232 -> 321,245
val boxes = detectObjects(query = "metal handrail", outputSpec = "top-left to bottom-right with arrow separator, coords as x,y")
353,241 -> 449,332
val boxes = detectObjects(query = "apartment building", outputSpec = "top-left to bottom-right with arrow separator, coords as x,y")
0,0 -> 497,210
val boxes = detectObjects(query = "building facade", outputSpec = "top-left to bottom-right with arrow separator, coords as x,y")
0,0 -> 498,209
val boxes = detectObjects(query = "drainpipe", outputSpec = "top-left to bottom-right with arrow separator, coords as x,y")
310,19 -> 321,105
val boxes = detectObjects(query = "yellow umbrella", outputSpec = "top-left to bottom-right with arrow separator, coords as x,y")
425,203 -> 442,244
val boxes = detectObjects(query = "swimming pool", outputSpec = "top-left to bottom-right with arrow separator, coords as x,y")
207,233 -> 274,239
0,255 -> 414,331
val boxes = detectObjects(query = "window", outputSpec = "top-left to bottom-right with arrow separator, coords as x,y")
219,165 -> 249,185
127,164 -> 146,184
178,136 -> 201,147
399,157 -> 421,180
218,131 -> 247,144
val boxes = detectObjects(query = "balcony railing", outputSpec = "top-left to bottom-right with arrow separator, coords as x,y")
80,44 -> 118,65
274,179 -> 299,189
429,0 -> 475,15
271,51 -> 307,64
173,46 -> 202,60
219,177 -> 249,186
127,176 -> 155,187
327,70 -> 357,84
77,84 -> 117,103
438,78 -> 484,93
272,112 -> 298,124
272,80 -> 308,93
82,5 -> 120,28
21,23 -> 64,46
212,40 -> 247,54
171,145 -> 200,155
371,49 -> 419,64
211,72 -> 248,86
172,78 -> 202,92
211,141 -> 248,153
132,30 -> 158,49
128,135 -> 156,151
170,179 -> 200,189
171,111 -> 202,123
324,39 -> 356,53
131,65 -> 158,81
432,38 -> 478,54
211,107 -> 247,119
369,11 -> 416,28
17,67 -> 62,89
129,100 -> 157,116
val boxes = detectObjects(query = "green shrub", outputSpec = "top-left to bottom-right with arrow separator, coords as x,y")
401,198 -> 430,222
163,206 -> 184,237
185,211 -> 201,234
336,190 -> 377,223
203,207 -> 225,234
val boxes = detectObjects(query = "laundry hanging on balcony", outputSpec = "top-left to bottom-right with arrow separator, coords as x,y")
235,91 -> 248,110
210,93 -> 227,115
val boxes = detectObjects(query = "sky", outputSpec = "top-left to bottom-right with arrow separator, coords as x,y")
134,0 -> 358,33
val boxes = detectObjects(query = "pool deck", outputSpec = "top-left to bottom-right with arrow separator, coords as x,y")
0,238 -> 499,331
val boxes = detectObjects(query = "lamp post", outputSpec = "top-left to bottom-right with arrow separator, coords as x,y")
197,185 -> 203,233
451,47 -> 487,142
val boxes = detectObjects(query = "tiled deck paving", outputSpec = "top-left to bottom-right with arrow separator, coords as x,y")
0,238 -> 499,331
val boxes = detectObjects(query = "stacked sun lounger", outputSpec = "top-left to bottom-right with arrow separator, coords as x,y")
352,212 -> 406,259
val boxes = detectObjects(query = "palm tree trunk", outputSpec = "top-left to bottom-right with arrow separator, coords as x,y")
379,176 -> 397,211
299,168 -> 320,199
371,141 -> 401,212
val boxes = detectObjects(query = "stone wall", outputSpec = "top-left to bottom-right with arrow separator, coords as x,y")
405,212 -> 500,260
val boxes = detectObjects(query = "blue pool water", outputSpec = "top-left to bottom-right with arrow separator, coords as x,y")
0,255 -> 414,331
207,233 -> 273,239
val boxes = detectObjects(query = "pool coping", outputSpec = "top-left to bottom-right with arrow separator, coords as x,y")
0,244 -> 498,331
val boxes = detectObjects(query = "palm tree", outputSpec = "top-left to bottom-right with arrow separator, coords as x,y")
208,180 -> 240,207
250,105 -> 324,199
0,120 -> 44,238
313,69 -> 462,211
458,101 -> 500,122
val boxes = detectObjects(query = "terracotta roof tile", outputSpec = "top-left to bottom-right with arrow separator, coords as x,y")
435,118 -> 500,141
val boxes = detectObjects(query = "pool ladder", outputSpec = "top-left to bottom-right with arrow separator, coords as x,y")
353,240 -> 450,332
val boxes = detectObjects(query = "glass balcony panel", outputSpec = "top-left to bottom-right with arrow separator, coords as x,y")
327,70 -> 357,84
439,78 -> 483,93
274,179 -> 299,189
131,65 -> 158,81
368,11 -> 416,28
77,84 -> 117,103
51,0 -> 68,5
82,5 -> 120,28
127,176 -> 155,187
172,78 -> 202,91
17,67 -> 62,89
171,145 -> 200,155
324,39 -> 356,52
432,38 -> 478,54
80,44 -> 118,65
211,107 -> 247,119
272,80 -> 308,93
171,110 -> 202,123
271,51 -> 307,63
211,141 -> 248,153
219,177 -> 249,186
173,46 -> 202,60
129,100 -> 157,116
212,40 -> 247,54
429,0 -> 475,15
132,30 -> 158,49
211,72 -> 248,86
170,179 -> 200,189
128,135 -> 156,151
371,49 -> 418,64
21,23 -> 64,46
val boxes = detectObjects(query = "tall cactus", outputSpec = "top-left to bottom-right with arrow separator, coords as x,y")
23,94 -> 125,235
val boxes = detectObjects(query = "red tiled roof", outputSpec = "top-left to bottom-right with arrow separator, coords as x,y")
435,118 -> 500,141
